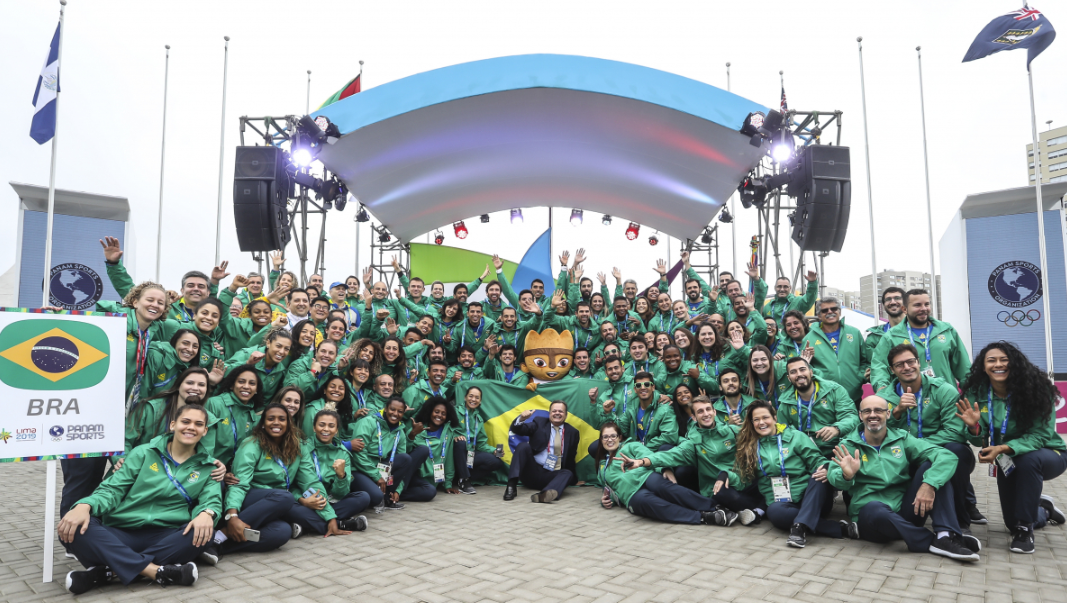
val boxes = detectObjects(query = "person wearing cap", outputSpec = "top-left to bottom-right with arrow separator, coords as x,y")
328,281 -> 362,333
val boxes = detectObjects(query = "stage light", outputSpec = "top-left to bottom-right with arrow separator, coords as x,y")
771,143 -> 792,163
374,225 -> 391,243
738,177 -> 768,209
453,221 -> 468,239
718,208 -> 732,224
298,115 -> 328,145
510,209 -> 523,224
570,209 -> 583,226
648,232 -> 660,246
291,148 -> 313,167
701,227 -> 714,244
602,214 -> 612,226
314,116 -> 330,133
480,214 -> 490,223
355,206 -> 369,222
434,231 -> 444,245
625,222 -> 640,240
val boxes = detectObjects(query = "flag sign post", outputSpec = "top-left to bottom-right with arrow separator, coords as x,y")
963,5 -> 1057,376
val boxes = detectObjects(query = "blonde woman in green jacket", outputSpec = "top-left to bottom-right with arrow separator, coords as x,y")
599,423 -> 728,525
58,405 -> 220,593
287,408 -> 369,535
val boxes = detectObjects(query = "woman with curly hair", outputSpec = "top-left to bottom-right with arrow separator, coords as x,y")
956,341 -> 1067,554
344,338 -> 383,377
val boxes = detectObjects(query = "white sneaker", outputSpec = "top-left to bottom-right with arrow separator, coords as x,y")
290,523 -> 302,539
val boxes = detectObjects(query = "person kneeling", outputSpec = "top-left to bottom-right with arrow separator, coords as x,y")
287,409 -> 370,536
828,396 -> 979,562
58,405 -> 219,594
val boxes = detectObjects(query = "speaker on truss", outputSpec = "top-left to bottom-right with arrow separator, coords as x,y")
790,145 -> 851,253
233,146 -> 292,252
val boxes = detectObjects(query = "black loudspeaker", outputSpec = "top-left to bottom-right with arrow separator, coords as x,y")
790,145 -> 851,252
233,146 -> 291,252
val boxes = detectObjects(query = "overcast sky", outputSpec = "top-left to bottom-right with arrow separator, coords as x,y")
2,0 -> 1063,299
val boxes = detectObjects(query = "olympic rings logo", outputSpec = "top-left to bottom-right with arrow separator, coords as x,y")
997,309 -> 1041,327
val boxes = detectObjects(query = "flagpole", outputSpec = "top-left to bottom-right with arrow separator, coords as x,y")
1026,64 -> 1055,377
781,69 -> 794,285
306,69 -> 311,115
155,45 -> 170,282
857,37 -> 879,318
915,46 -> 939,319
214,36 -> 230,266
726,61 -> 737,277
40,1 -> 67,583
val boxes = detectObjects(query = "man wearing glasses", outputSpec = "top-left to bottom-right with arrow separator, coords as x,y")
616,372 -> 679,454
876,343 -> 982,537
827,396 -> 980,562
778,357 -> 859,457
864,287 -> 906,362
803,298 -> 870,403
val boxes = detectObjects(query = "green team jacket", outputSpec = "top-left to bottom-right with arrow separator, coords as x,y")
224,439 -> 333,522
446,365 -> 486,386
680,267 -> 720,316
79,434 -> 222,529
302,438 -> 353,501
658,361 -> 696,397
777,378 -> 859,455
203,391 -> 258,468
729,425 -> 827,507
414,424 -> 460,486
829,426 -> 958,522
741,358 -> 794,408
496,268 -> 553,322
601,441 -> 656,507
476,314 -> 543,364
737,311 -> 770,347
448,317 -> 496,355
622,356 -> 666,385
964,387 -> 1067,455
647,311 -> 687,335
722,279 -> 769,323
399,273 -> 482,313
603,310 -> 647,338
648,420 -> 742,499
301,396 -> 372,444
616,400 -> 679,451
692,345 -> 749,396
593,375 -> 639,428
803,320 -> 870,402
613,278 -> 669,301
864,323 -> 893,367
541,311 -> 603,353
217,287 -> 270,355
351,414 -> 411,493
682,266 -> 767,323
878,375 -> 966,446
138,342 -> 191,402
224,346 -> 291,401
567,280 -> 612,314
403,379 -> 449,416
458,406 -> 495,454
124,399 -> 219,455
482,357 -> 530,387
713,394 -> 759,421
283,354 -> 339,398
870,319 -> 971,392
761,279 -> 819,320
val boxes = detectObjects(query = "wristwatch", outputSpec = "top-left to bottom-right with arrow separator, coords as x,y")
224,512 -> 239,521
202,509 -> 217,519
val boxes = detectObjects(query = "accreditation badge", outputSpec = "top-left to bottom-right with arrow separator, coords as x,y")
922,366 -> 936,378
544,454 -> 560,471
377,462 -> 393,485
433,463 -> 446,483
466,450 -> 475,468
771,477 -> 792,502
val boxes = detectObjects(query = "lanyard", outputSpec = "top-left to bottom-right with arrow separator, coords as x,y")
465,409 -> 477,449
177,302 -> 192,321
158,452 -> 193,506
599,453 -> 613,483
860,431 -> 880,451
426,428 -> 448,462
226,406 -> 240,452
637,405 -> 656,442
700,354 -> 719,378
631,360 -> 649,378
378,426 -> 401,462
355,389 -> 366,410
797,383 -> 820,431
311,449 -> 323,481
134,329 -> 152,376
988,389 -> 1011,447
619,384 -> 629,415
773,298 -> 788,325
895,382 -> 924,438
724,397 -> 744,417
275,457 -> 291,490
792,340 -> 802,356
907,325 -> 933,364
757,435 -> 788,478
461,319 -> 485,347
503,370 -> 516,383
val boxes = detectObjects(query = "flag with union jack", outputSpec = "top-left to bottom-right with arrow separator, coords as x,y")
780,85 -> 788,114
962,6 -> 1056,68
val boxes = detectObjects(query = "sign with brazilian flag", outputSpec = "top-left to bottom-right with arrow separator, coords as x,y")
456,379 -> 603,484
0,309 -> 127,462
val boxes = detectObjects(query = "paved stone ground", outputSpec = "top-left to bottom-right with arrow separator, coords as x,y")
3,460 -> 1067,603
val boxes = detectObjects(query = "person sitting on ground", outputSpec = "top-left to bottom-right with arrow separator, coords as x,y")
504,401 -> 579,503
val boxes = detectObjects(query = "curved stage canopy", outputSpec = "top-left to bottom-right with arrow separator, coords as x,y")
312,54 -> 770,243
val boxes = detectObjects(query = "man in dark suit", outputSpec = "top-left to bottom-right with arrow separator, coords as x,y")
504,400 -> 579,503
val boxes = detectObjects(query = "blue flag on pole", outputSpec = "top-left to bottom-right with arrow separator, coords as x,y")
30,23 -> 61,145
962,6 -> 1056,68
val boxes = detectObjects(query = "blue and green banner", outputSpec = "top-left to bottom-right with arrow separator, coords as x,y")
455,379 -> 602,483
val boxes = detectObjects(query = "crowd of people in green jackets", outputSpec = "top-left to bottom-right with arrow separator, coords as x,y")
53,237 -> 1066,595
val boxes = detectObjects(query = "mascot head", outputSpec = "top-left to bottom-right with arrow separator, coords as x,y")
521,328 -> 575,381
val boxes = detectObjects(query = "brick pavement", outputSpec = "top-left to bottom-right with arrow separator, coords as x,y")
2,460 -> 1067,603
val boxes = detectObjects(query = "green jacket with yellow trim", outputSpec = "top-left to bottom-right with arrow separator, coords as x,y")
803,319 -> 869,402
600,441 -> 656,507
777,377 -> 859,456
225,438 -> 334,522
648,419 -> 742,499
203,391 -> 258,468
871,319 -> 971,392
963,387 -> 1067,455
761,279 -> 819,320
878,375 -> 966,446
734,424 -> 827,507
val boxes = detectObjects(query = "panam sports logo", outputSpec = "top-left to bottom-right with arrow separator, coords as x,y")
0,319 -> 110,390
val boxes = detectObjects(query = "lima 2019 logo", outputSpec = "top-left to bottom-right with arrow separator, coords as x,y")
48,263 -> 104,311
987,261 -> 1042,309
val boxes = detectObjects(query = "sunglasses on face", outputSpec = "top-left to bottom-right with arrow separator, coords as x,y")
819,307 -> 840,314
634,381 -> 654,388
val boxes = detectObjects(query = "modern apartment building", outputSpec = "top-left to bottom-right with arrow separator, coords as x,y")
859,270 -> 942,319
1027,124 -> 1067,184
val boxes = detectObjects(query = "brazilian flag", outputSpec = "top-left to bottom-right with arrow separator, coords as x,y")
0,319 -> 110,390
455,379 -> 602,483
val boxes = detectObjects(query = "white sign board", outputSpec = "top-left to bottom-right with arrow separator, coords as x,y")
0,309 -> 127,461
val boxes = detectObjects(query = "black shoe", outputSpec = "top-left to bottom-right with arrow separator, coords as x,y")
458,479 -> 476,495
929,535 -> 979,561
721,508 -> 739,527
966,503 -> 988,525
959,529 -> 982,553
503,485 -> 517,501
738,509 -> 760,526
338,515 -> 368,532
839,520 -> 860,540
198,544 -> 221,567
1010,526 -> 1035,554
1040,494 -> 1065,525
531,489 -> 558,503
154,562 -> 198,587
65,566 -> 113,595
383,499 -> 405,510
787,523 -> 808,548
700,509 -> 727,526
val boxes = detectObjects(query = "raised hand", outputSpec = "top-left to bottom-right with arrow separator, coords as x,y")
729,329 -> 745,350
954,397 -> 981,429
249,351 -> 265,365
480,264 -> 490,280
230,274 -> 249,292
680,251 -> 690,269
266,284 -> 290,304
743,292 -> 756,313
574,266 -> 584,280
832,444 -> 862,480
211,261 -> 230,284
518,409 -> 535,422
99,236 -> 123,263
362,266 -> 373,286
390,255 -> 401,273
597,272 -> 607,286
492,254 -> 503,271
332,458 -> 346,478
612,267 -> 622,282
394,288 -> 402,299
559,250 -> 570,267
655,259 -> 667,276
805,270 -> 818,282
574,248 -> 587,266
602,399 -> 616,414
801,341 -> 814,363
208,360 -> 226,385
271,314 -> 288,329
588,387 -> 599,402
386,318 -> 397,336
270,250 -> 285,270
376,309 -> 390,321
745,261 -> 758,280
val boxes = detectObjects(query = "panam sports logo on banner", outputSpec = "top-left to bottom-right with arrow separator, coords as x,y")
0,309 -> 127,462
